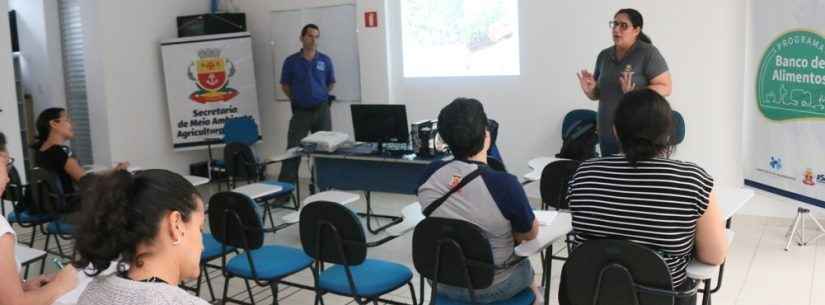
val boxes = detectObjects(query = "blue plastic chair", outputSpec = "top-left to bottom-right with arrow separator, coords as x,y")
179,233 -> 236,302
299,201 -> 417,305
224,116 -> 261,146
208,191 -> 311,305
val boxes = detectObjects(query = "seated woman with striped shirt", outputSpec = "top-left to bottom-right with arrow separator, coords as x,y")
563,89 -> 728,303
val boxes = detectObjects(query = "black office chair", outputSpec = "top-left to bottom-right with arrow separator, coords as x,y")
3,166 -> 55,277
487,119 -> 506,169
299,201 -> 416,305
4,166 -> 53,247
224,142 -> 268,188
224,142 -> 298,227
535,159 -> 581,290
412,217 -> 535,305
561,239 -> 697,305
208,191 -> 311,305
29,168 -> 79,261
539,160 -> 581,211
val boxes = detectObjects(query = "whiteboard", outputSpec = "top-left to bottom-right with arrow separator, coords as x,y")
271,4 -> 361,102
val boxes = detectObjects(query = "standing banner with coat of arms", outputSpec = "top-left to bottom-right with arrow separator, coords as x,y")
161,32 -> 261,150
745,0 -> 825,208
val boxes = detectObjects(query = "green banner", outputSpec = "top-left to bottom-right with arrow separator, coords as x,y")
757,30 -> 825,120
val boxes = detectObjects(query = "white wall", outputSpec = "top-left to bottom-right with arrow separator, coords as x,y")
235,0 -> 752,196
67,0 -> 798,218
9,0 -> 66,114
232,0 -> 383,177
0,0 -> 25,176
80,0 -> 210,172
388,1 -> 747,185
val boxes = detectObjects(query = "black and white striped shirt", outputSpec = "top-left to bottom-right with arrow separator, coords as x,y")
567,156 -> 714,286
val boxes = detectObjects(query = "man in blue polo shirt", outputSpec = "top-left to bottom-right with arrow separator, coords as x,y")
278,23 -> 336,184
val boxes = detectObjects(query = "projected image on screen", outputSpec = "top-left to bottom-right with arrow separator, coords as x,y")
401,0 -> 520,78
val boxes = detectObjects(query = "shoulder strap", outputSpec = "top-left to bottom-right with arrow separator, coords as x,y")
422,168 -> 483,217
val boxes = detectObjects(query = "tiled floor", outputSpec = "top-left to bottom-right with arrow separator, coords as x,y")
11,183 -> 825,305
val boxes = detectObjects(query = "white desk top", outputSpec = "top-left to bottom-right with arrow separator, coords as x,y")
282,191 -> 361,224
717,188 -> 755,220
523,181 -> 542,201
386,202 -> 426,237
233,183 -> 284,200
300,190 -> 361,206
14,244 -> 46,266
268,147 -> 303,163
523,157 -> 565,182
515,211 -> 571,257
183,175 -> 209,187
687,230 -> 736,280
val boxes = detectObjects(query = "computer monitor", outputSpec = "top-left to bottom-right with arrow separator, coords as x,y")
351,104 -> 409,152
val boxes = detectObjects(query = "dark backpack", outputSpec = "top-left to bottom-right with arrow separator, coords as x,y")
20,168 -> 76,215
556,120 -> 598,161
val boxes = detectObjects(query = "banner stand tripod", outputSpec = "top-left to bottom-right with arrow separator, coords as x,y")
785,207 -> 825,251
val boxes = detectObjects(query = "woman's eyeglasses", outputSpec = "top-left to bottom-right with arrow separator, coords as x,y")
609,20 -> 631,31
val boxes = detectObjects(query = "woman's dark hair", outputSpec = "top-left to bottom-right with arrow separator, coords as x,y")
614,89 -> 674,165
73,169 -> 201,275
31,107 -> 65,149
0,132 -> 6,152
438,98 -> 488,160
616,8 -> 651,44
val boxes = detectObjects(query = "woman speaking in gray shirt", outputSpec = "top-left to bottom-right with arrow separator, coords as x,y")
577,8 -> 672,156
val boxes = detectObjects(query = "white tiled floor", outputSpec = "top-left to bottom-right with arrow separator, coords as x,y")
11,183 -> 825,305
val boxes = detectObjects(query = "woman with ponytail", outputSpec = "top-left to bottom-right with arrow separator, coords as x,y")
73,169 -> 208,305
32,108 -> 128,196
560,90 -> 726,305
576,8 -> 672,156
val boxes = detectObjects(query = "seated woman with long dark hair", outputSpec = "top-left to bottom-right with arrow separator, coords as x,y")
73,169 -> 208,305
32,108 -> 128,196
562,89 -> 727,304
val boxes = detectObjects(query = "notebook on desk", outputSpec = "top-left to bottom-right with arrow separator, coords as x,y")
535,210 -> 558,226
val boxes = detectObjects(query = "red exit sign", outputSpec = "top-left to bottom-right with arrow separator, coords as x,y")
365,11 -> 378,28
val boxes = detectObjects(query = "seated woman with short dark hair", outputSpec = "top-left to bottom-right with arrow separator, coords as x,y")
562,89 -> 727,304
